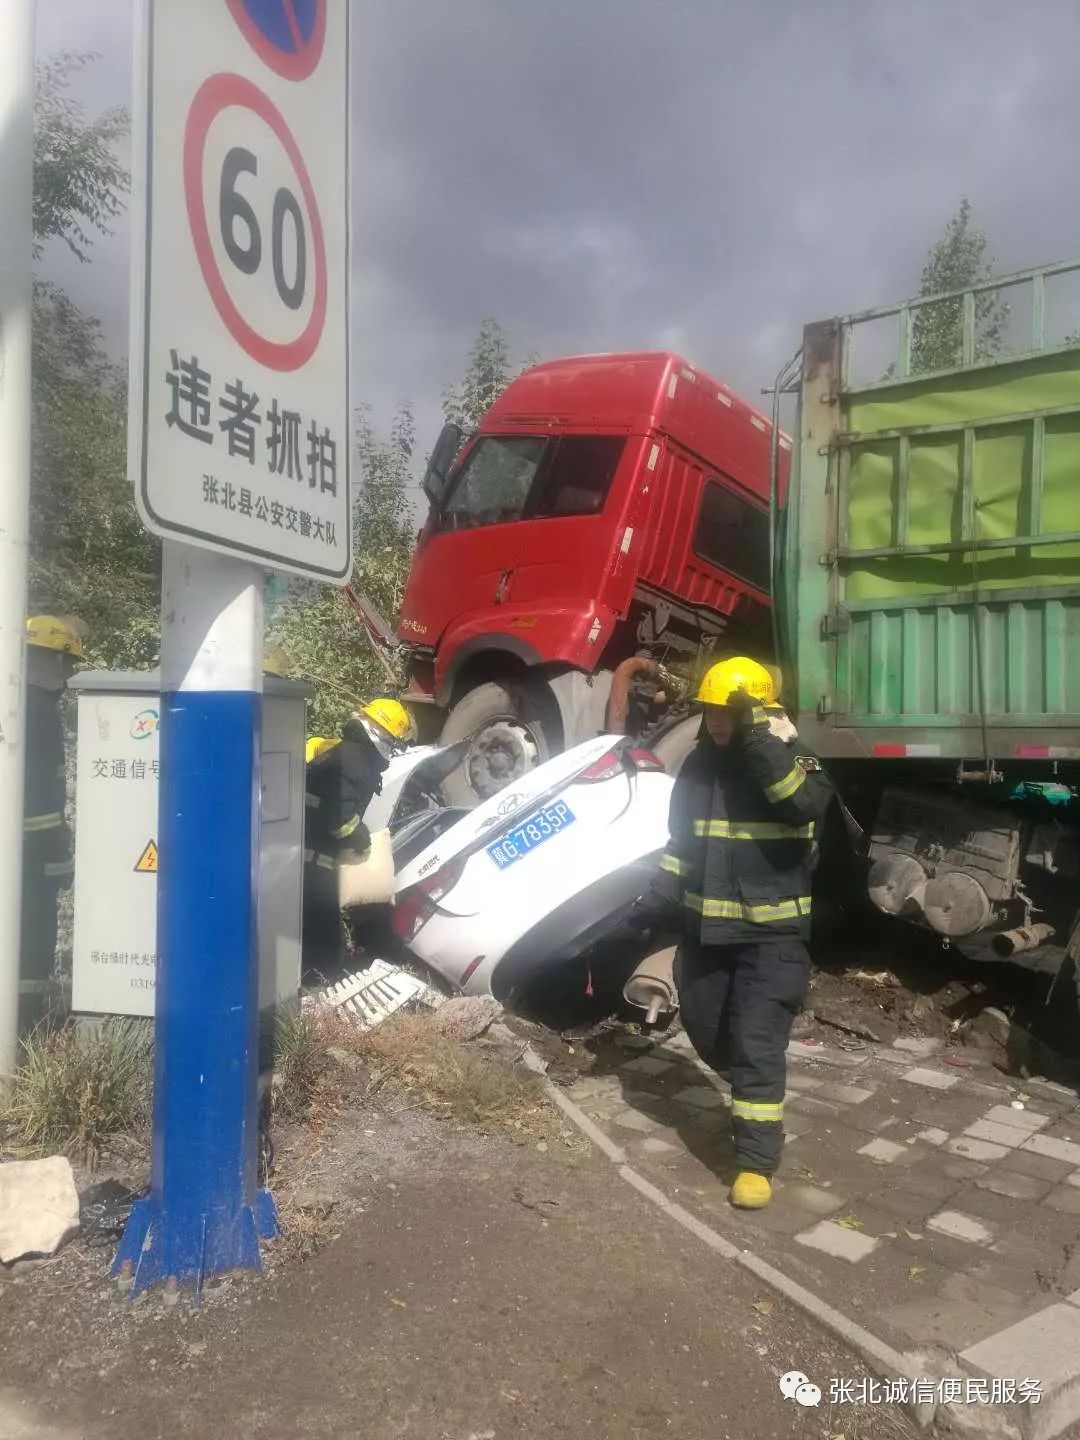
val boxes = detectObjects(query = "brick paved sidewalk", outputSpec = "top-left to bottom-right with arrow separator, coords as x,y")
563,1027 -> 1080,1427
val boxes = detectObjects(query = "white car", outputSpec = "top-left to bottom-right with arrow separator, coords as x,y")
389,734 -> 674,1003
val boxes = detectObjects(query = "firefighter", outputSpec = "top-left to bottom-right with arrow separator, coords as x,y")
21,615 -> 86,1030
302,697 -> 411,978
636,656 -> 833,1211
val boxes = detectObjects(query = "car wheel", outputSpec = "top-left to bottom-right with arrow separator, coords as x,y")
439,680 -> 561,806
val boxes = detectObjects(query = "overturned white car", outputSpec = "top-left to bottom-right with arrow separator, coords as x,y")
387,734 -> 674,1005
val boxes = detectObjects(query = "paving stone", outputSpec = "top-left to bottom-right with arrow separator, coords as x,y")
634,1136 -> 679,1156
680,1107 -> 731,1134
814,1081 -> 875,1106
946,1136 -> 1009,1163
780,1112 -> 816,1138
892,1037 -> 943,1057
1064,1170 -> 1080,1188
962,1302 -> 1080,1391
938,1269 -> 1031,1315
788,1041 -> 869,1068
795,1219 -> 879,1262
982,1104 -> 1051,1132
941,1158 -> 990,1182
784,1072 -> 823,1094
567,1076 -> 624,1101
784,1094 -> 841,1118
1043,1185 -> 1080,1215
962,1119 -> 1035,1148
917,1127 -> 950,1147
890,1162 -> 963,1203
620,1055 -> 675,1076
858,1137 -> 909,1164
861,1186 -> 940,1228
947,1184 -> 1042,1231
963,1254 -> 1049,1303
837,1108 -> 905,1138
974,1169 -> 1054,1202
610,1107 -> 660,1134
774,1182 -> 845,1217
1000,1147 -> 1074,1183
672,1085 -> 727,1111
882,1296 -> 1009,1350
1021,1133 -> 1080,1167
927,1210 -> 994,1245
902,1067 -> 959,1091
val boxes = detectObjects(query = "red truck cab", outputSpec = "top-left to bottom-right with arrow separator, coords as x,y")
398,351 -> 788,802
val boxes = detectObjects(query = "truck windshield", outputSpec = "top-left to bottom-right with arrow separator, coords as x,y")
438,436 -> 547,531
437,434 -> 625,532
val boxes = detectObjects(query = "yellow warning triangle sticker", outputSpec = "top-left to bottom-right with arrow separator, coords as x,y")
134,840 -> 158,874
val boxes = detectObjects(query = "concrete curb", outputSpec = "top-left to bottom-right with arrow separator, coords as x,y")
509,1030 -> 1080,1439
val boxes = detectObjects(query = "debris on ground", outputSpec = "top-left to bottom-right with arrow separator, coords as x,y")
79,1179 -> 140,1250
427,995 -> 503,1043
811,1006 -> 882,1043
304,958 -> 438,1028
0,1156 -> 80,1263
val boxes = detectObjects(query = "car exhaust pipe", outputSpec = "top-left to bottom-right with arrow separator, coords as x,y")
991,923 -> 1055,958
623,945 -> 678,1025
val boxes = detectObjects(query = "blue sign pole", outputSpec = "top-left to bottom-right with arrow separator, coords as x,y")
113,540 -> 276,1297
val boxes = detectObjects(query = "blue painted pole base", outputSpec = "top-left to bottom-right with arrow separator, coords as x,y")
113,688 -> 274,1298
111,1190 -> 278,1300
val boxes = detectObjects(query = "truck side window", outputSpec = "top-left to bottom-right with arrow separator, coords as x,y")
439,436 -> 548,531
694,479 -> 770,591
533,436 -> 625,518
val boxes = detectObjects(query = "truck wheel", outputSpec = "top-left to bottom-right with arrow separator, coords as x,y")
439,681 -> 560,806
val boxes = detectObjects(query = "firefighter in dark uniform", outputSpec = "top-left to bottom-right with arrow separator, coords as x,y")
639,656 -> 833,1211
21,615 -> 85,1031
302,697 -> 411,979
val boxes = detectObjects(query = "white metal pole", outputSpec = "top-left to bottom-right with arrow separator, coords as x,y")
0,0 -> 35,1078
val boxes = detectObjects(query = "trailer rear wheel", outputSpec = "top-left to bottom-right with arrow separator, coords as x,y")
439,680 -> 560,806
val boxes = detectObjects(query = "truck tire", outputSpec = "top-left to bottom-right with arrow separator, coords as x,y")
439,680 -> 561,807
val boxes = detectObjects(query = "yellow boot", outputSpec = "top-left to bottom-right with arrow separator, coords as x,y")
730,1171 -> 772,1210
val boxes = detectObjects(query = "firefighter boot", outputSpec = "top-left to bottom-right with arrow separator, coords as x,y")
730,1171 -> 773,1210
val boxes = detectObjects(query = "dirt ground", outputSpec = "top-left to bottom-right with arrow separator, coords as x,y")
507,917 -> 1080,1090
0,1047 -> 919,1440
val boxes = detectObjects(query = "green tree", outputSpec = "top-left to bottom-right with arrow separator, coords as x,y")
29,53 -> 158,666
910,199 -> 1007,374
441,318 -> 514,430
33,52 -> 130,262
267,403 -> 418,734
29,283 -> 159,668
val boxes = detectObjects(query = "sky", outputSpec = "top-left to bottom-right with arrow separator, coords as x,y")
35,0 -> 1080,490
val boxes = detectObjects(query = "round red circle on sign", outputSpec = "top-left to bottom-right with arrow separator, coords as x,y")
225,0 -> 326,82
182,72 -> 327,372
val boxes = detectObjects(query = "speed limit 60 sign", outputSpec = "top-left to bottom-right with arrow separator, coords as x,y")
130,0 -> 350,582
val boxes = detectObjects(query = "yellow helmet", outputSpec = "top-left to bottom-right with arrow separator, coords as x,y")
361,697 -> 410,740
26,614 -> 86,659
306,736 -> 340,764
696,656 -> 778,707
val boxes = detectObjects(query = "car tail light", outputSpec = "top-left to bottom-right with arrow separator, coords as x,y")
577,747 -> 624,782
626,748 -> 665,773
392,856 -> 466,942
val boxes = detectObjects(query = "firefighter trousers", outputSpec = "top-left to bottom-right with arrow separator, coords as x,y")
675,937 -> 811,1176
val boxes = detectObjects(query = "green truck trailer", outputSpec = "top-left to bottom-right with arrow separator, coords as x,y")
777,255 -> 1080,970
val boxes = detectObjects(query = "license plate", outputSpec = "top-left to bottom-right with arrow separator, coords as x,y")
486,801 -> 576,871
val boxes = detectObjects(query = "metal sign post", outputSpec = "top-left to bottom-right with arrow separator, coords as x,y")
117,0 -> 350,1296
0,0 -> 34,1078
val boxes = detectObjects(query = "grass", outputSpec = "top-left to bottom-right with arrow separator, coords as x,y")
1,1019 -> 153,1167
327,1010 -> 554,1138
271,1009 -> 338,1124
